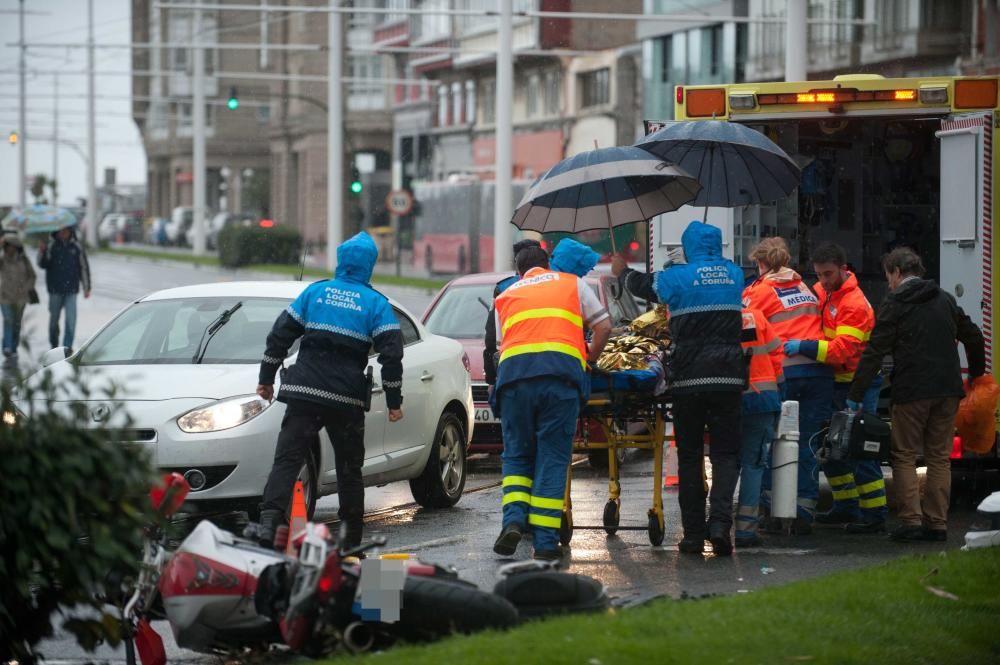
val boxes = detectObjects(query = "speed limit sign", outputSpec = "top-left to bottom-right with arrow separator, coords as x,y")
385,189 -> 414,216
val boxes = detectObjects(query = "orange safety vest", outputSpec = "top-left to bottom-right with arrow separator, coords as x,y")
742,308 -> 784,395
495,267 -> 588,393
813,272 -> 874,383
743,267 -> 828,379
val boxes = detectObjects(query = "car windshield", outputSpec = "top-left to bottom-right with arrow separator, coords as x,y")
424,283 -> 495,339
76,297 -> 291,365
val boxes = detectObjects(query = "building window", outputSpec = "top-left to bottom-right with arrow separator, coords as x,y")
543,69 -> 560,116
438,85 -> 449,126
481,78 -> 496,124
526,73 -> 541,117
451,81 -> 463,124
659,35 -> 672,83
464,80 -> 476,125
168,10 -> 218,75
709,24 -> 723,76
579,68 -> 610,109
416,0 -> 450,41
348,54 -> 384,111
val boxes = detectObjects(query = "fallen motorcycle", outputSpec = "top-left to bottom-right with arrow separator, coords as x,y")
119,474 -> 607,663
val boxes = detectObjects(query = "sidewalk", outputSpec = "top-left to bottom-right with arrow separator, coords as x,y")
127,243 -> 447,281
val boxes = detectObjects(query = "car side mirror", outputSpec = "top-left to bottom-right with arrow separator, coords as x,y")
40,346 -> 70,367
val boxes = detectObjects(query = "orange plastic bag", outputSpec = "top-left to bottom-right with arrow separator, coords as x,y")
955,375 -> 1000,454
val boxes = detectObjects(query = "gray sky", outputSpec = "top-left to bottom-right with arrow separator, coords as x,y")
0,0 -> 146,207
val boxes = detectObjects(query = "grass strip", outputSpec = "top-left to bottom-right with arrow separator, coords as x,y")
100,246 -> 448,291
324,547 -> 1000,665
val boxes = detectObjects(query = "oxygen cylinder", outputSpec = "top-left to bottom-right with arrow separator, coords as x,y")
771,400 -> 800,520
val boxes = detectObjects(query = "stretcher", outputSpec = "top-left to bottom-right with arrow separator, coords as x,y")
560,370 -> 672,547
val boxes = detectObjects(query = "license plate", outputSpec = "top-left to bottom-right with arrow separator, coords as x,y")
474,407 -> 497,423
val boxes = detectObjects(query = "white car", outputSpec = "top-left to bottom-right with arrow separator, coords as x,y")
26,281 -> 474,518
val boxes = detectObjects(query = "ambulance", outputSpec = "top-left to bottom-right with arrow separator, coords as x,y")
648,74 -> 999,470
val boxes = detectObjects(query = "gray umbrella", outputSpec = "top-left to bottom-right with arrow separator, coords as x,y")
634,120 -> 801,215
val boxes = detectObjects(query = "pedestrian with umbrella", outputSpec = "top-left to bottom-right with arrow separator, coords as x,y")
611,120 -> 802,553
0,234 -> 37,362
37,222 -> 91,353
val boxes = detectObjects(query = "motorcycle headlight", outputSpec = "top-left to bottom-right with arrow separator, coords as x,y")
177,395 -> 270,433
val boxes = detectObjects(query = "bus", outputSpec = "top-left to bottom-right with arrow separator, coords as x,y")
649,73 -> 999,466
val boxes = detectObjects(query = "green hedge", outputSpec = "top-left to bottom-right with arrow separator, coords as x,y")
1,369 -> 154,661
218,224 -> 302,268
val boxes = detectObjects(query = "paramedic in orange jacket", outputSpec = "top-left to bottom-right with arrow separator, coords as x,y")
742,237 -> 833,533
784,242 -> 887,533
735,308 -> 784,547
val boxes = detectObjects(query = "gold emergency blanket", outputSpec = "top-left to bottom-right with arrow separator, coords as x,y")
596,307 -> 671,371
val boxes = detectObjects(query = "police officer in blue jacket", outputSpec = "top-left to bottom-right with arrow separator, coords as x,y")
256,232 -> 404,548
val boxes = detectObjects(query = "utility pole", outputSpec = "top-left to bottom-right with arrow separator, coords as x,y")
52,72 -> 58,206
192,1 -> 207,255
327,0 -> 343,271
785,0 -> 807,82
18,0 -> 26,211
86,0 -> 97,246
492,0 -> 513,273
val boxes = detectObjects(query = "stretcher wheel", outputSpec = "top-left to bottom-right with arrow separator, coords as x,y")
559,510 -> 573,546
648,510 -> 665,546
602,500 -> 620,537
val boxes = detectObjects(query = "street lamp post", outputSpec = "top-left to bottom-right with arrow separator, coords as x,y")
492,0 -> 513,273
86,0 -> 97,246
192,1 -> 208,255
327,0 -> 343,271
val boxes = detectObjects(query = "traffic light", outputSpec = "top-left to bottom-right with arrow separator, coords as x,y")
227,87 -> 239,110
8,131 -> 17,146
350,166 -> 362,195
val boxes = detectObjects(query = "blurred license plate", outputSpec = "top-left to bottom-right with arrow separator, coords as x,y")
474,407 -> 497,423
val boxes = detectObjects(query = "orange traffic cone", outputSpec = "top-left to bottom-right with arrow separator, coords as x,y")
286,480 -> 308,556
663,438 -> 679,487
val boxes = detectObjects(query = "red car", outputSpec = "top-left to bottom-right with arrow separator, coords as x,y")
421,270 -> 643,458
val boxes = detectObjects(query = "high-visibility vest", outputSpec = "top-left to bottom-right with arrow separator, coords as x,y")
742,308 -> 783,392
813,272 -> 874,383
743,268 -> 829,379
495,267 -> 587,394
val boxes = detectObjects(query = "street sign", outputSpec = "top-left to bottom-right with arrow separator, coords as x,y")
385,189 -> 414,216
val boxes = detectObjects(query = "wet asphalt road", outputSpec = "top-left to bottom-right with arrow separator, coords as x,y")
20,254 -> 991,663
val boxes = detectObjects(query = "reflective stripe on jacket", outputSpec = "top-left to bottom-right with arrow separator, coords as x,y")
741,308 -> 784,414
800,272 -> 874,383
495,268 -> 588,396
742,267 -> 831,380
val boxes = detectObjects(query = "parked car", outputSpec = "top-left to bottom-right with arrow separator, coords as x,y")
421,270 -> 642,462
203,211 -> 257,250
147,217 -> 170,246
25,281 -> 475,518
166,207 -> 194,246
98,214 -> 144,244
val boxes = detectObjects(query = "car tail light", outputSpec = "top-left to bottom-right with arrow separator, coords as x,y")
954,79 -> 998,108
259,219 -> 275,228
951,436 -> 963,460
462,352 -> 471,374
629,240 -> 640,252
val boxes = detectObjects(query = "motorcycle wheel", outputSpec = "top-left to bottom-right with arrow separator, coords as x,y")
393,576 -> 518,641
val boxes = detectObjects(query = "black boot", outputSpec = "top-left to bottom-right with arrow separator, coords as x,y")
708,522 -> 733,556
493,523 -> 524,556
258,508 -> 285,549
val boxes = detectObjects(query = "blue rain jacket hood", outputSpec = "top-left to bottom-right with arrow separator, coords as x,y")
335,231 -> 378,284
550,238 -> 600,277
681,220 -> 723,262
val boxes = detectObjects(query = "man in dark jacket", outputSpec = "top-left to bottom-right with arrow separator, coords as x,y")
484,238 -> 541,390
37,225 -> 91,350
255,231 -> 404,548
614,221 -> 745,555
849,247 -> 985,543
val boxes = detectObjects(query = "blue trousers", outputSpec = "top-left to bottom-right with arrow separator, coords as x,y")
498,377 -> 580,552
736,411 -> 778,540
823,378 -> 888,521
763,376 -> 833,522
48,291 -> 78,349
1,303 -> 24,355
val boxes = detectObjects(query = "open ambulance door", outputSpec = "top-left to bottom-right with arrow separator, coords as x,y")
647,205 -> 737,270
936,112 -> 995,378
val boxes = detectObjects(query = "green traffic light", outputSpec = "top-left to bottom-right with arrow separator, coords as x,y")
350,181 -> 363,194
227,98 -> 239,110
